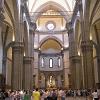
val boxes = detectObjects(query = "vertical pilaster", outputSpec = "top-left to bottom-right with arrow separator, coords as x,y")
67,25 -> 76,89
81,41 -> 95,88
96,45 -> 100,85
12,42 -> 24,90
34,51 -> 39,88
67,22 -> 82,89
29,22 -> 37,88
68,28 -> 75,89
0,14 -> 4,74
67,26 -> 76,57
63,50 -> 69,88
29,22 -> 36,57
71,56 -> 82,89
23,57 -> 33,90
0,1 -> 5,88
79,0 -> 95,88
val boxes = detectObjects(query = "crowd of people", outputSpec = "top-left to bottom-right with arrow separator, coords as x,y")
0,88 -> 100,100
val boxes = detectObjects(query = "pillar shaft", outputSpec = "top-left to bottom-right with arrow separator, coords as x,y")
29,22 -> 36,57
63,50 -> 69,88
96,45 -> 100,84
0,10 -> 5,88
81,40 -> 95,88
71,56 -> 82,89
12,42 -> 24,90
0,14 -> 4,74
23,56 -> 33,90
68,28 -> 76,57
67,26 -> 81,89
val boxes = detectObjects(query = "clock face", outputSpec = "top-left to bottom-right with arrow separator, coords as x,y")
46,21 -> 56,31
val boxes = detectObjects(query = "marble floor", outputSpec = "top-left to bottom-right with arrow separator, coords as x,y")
65,97 -> 92,100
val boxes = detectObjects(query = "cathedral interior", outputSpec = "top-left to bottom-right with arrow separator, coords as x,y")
0,0 -> 100,90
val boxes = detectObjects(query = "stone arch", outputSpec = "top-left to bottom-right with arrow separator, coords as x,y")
32,1 -> 69,22
90,18 -> 100,45
4,0 -> 15,27
39,36 -> 63,48
90,0 -> 100,25
4,0 -> 15,44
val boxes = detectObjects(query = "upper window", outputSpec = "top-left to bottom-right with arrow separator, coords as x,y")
58,57 -> 61,67
41,58 -> 44,67
49,58 -> 53,68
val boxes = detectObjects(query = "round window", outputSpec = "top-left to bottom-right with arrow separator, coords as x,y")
46,21 -> 56,31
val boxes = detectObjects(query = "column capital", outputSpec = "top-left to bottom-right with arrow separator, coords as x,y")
29,22 -> 37,31
23,56 -> 34,64
12,42 -> 24,53
12,42 -> 24,47
81,40 -> 93,52
70,55 -> 81,63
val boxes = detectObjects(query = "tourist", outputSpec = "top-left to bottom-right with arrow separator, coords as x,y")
52,89 -> 57,100
32,88 -> 40,100
92,90 -> 99,100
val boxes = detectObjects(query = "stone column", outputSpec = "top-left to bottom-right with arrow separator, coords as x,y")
0,4 -> 5,88
23,56 -> 33,90
79,0 -> 95,88
67,24 -> 77,89
67,22 -> 82,89
12,42 -> 24,90
81,41 -> 95,88
96,44 -> 100,85
63,50 -> 69,88
29,22 -> 36,86
71,56 -> 82,89
34,54 -> 39,88
28,23 -> 36,56
66,25 -> 76,57
0,14 -> 4,74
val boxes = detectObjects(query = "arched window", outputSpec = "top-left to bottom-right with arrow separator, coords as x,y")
49,58 -> 53,68
41,58 -> 44,67
58,57 -> 61,67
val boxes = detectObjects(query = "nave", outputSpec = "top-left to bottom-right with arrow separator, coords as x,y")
0,0 -> 100,98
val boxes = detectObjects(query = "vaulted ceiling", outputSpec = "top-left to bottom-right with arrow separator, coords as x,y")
27,0 -> 76,21
28,0 -> 75,12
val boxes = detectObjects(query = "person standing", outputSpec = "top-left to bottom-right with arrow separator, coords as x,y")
32,88 -> 40,100
23,91 -> 31,100
92,90 -> 99,100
